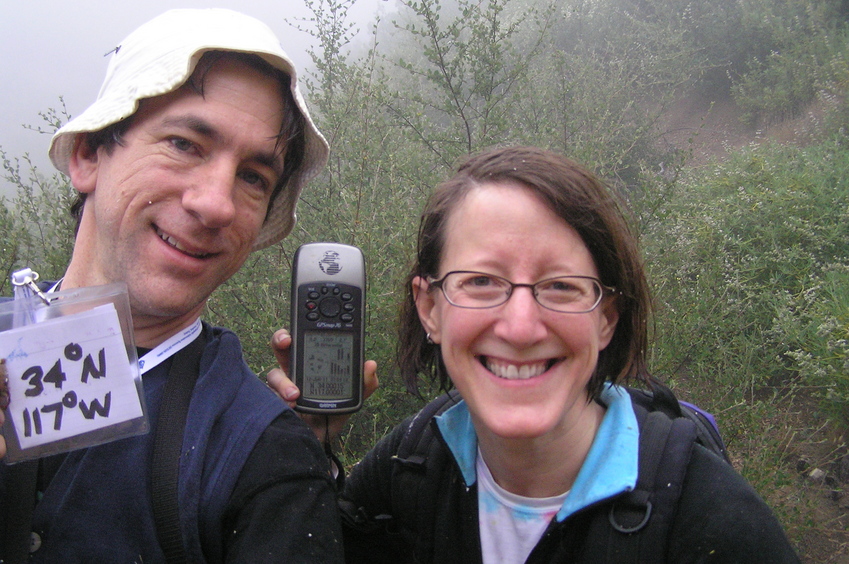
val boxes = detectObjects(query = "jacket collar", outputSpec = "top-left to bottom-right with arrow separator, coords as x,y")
435,384 -> 639,521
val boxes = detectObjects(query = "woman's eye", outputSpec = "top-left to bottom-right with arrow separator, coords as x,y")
550,281 -> 579,292
469,275 -> 494,287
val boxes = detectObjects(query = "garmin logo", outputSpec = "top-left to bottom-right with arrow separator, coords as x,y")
317,322 -> 342,329
318,251 -> 342,275
319,403 -> 337,408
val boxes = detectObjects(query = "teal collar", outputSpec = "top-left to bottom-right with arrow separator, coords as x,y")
435,384 -> 639,521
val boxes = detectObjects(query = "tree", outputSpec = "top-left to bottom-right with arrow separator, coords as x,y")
0,103 -> 76,292
385,0 -> 553,167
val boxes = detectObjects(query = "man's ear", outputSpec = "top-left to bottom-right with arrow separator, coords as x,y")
67,135 -> 99,194
413,276 -> 442,344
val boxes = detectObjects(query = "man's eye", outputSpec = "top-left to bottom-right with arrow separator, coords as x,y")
239,170 -> 270,191
170,137 -> 195,152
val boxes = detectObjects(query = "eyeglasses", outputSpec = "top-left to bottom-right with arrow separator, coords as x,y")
428,271 -> 615,313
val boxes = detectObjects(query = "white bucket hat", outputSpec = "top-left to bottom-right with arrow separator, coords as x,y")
48,8 -> 329,250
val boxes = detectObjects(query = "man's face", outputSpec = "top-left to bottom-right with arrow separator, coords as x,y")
68,58 -> 287,341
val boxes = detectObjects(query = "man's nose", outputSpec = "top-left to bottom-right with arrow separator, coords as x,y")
182,160 -> 238,228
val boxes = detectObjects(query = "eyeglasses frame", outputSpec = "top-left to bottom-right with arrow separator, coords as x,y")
427,270 -> 617,314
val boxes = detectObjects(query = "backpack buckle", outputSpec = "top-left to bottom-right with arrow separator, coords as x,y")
609,495 -> 653,534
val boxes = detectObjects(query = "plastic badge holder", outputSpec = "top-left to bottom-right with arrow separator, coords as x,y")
0,281 -> 147,463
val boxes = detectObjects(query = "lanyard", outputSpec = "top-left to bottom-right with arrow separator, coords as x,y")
19,272 -> 201,376
137,318 -> 203,375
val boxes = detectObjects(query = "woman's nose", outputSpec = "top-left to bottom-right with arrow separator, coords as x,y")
492,286 -> 548,345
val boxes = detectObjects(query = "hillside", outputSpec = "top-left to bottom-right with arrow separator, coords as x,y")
659,89 -> 829,166
658,90 -> 849,563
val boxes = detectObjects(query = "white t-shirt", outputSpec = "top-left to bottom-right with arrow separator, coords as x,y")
477,451 -> 569,564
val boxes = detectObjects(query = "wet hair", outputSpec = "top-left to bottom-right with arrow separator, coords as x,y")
70,51 -> 305,235
398,146 -> 652,400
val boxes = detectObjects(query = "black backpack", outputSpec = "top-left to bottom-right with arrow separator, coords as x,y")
388,382 -> 731,563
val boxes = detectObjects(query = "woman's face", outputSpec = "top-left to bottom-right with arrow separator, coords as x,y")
414,182 -> 619,441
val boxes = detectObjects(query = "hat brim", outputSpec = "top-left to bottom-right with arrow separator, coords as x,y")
48,9 -> 328,251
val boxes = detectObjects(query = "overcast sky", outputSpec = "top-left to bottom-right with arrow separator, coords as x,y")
0,0 -> 388,198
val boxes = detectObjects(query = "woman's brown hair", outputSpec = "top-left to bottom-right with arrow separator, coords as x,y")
398,146 -> 652,400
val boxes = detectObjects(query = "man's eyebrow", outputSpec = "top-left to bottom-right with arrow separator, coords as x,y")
252,148 -> 285,174
161,115 -> 219,140
160,115 -> 284,173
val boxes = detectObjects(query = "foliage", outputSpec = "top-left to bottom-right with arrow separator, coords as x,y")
0,197 -> 17,293
770,265 -> 849,427
645,139 -> 849,438
381,0 -> 698,185
728,0 -> 849,125
812,28 -> 849,139
386,0 -> 553,164
0,103 -> 76,292
640,140 -> 848,553
1,0 -> 848,547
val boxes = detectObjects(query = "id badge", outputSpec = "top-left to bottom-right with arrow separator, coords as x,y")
0,279 -> 146,463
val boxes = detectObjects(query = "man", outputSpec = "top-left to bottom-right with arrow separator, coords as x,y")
0,9 -> 343,562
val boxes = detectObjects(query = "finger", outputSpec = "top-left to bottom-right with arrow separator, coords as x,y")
0,360 -> 7,459
270,328 -> 292,371
0,359 -> 8,411
363,360 -> 379,400
267,368 -> 300,409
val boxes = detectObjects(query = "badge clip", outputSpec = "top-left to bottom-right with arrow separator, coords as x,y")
11,268 -> 53,306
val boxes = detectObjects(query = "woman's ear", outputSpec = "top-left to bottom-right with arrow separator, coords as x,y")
67,135 -> 100,194
597,295 -> 620,351
413,276 -> 441,344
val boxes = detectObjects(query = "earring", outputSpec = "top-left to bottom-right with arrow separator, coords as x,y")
426,333 -> 434,345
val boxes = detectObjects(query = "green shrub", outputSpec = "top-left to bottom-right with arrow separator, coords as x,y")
730,1 -> 849,126
770,266 -> 849,427
1,132 -> 76,287
646,139 -> 849,437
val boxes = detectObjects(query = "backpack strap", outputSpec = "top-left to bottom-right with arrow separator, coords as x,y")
380,385 -> 717,563
629,382 -> 731,465
389,391 -> 461,551
340,390 -> 469,563
0,321 -> 208,564
393,390 -> 461,468
576,394 -> 697,562
678,400 -> 731,464
151,327 -> 208,564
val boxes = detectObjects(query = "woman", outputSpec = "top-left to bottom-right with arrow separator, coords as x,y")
272,146 -> 799,562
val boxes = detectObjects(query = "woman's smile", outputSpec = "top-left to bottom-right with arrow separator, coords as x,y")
480,356 -> 557,380
415,181 -> 619,441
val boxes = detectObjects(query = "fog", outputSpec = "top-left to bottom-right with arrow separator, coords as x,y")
0,0 -> 388,198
